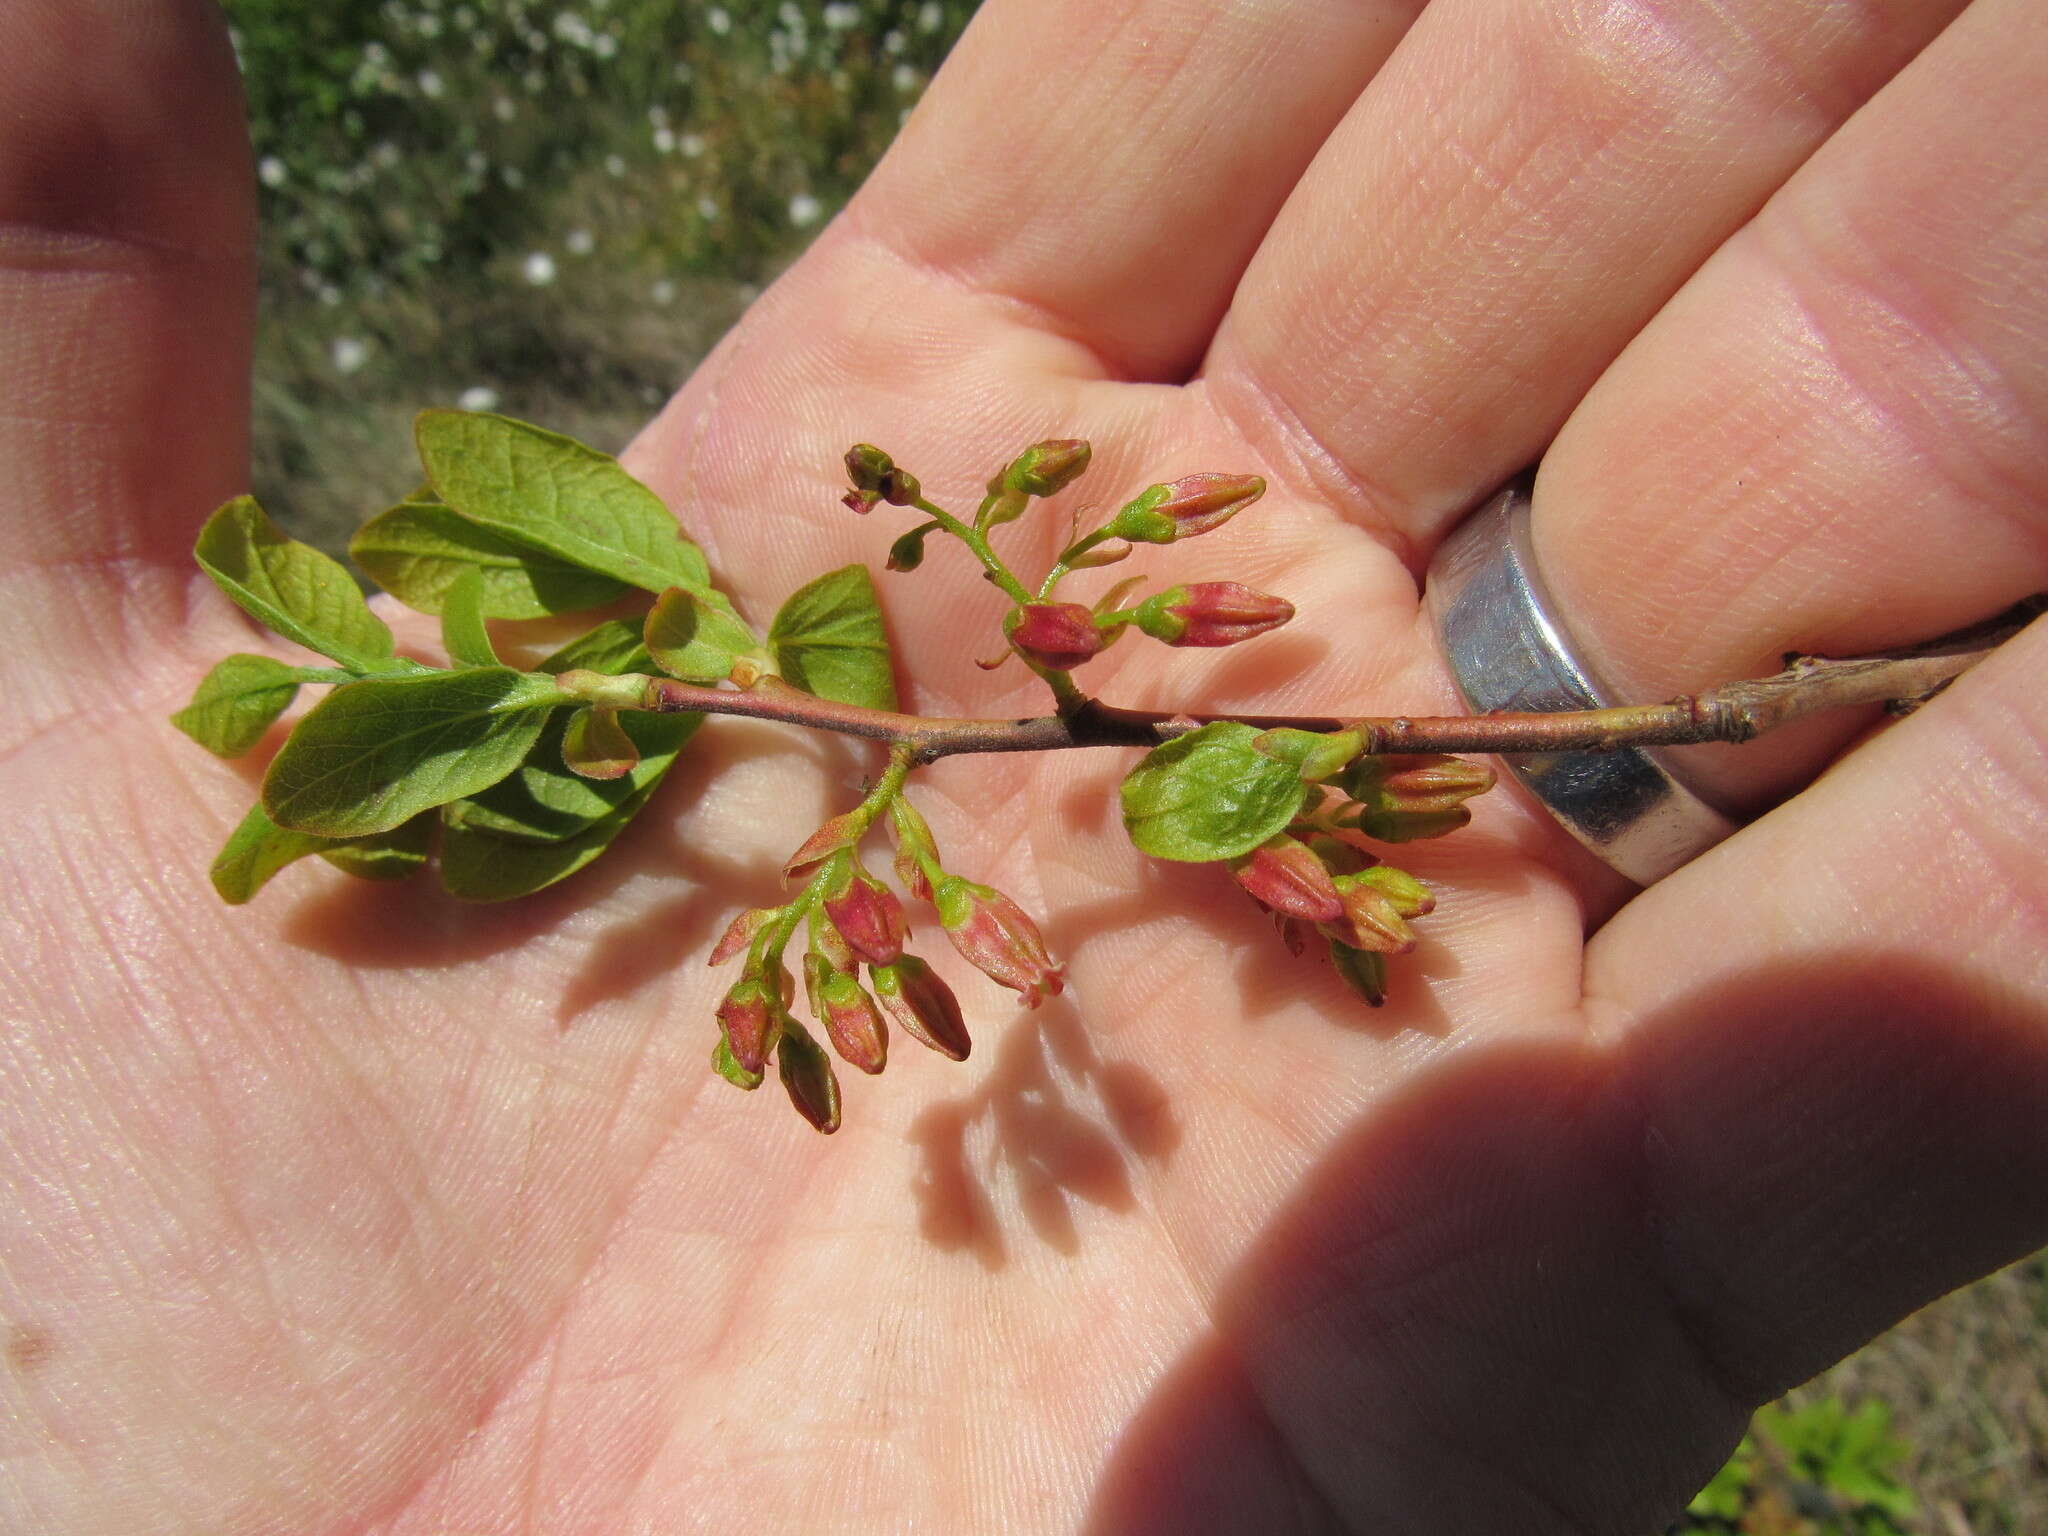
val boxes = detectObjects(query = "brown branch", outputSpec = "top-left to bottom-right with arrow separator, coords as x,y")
628,600 -> 2037,763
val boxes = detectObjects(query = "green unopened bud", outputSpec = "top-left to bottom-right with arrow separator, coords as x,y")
887,522 -> 934,572
1351,806 -> 1472,843
1329,872 -> 1416,953
712,1033 -> 764,1090
776,1019 -> 842,1134
1329,939 -> 1388,1007
1341,754 -> 1496,814
1003,438 -> 1091,498
1352,864 -> 1434,918
845,443 -> 894,492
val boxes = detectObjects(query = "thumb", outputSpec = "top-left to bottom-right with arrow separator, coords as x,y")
0,0 -> 253,642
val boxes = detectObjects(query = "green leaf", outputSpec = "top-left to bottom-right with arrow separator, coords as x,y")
768,564 -> 897,710
1120,721 -> 1309,862
442,707 -> 698,843
350,490 -> 629,618
262,666 -> 561,836
210,802 -> 345,905
439,568 -> 501,668
562,705 -> 637,779
318,815 -> 433,883
170,653 -> 312,757
644,584 -> 760,684
414,410 -> 710,594
439,775 -> 665,901
194,497 -> 398,673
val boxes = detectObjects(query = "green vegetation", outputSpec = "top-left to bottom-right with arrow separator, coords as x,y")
226,0 -> 980,553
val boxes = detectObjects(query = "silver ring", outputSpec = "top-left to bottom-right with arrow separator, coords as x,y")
1425,477 -> 1739,885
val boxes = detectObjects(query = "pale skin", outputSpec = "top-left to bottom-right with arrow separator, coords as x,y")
3,0 -> 2044,1530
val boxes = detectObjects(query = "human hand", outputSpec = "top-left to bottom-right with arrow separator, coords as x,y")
4,2 -> 2043,1532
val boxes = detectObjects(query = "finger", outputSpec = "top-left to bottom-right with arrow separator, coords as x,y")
1200,0 -> 1964,548
0,1 -> 253,660
849,0 -> 1424,381
1532,0 -> 2048,810
1585,615 -> 2048,1403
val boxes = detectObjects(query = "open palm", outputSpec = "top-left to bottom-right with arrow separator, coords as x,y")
6,2 -> 2046,1532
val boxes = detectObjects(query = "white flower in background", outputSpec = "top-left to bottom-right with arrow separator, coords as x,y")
257,156 -> 287,188
523,251 -> 557,286
566,228 -> 595,256
493,95 -> 516,121
604,153 -> 627,177
331,337 -> 369,374
788,192 -> 822,228
823,2 -> 860,29
893,64 -> 919,93
593,32 -> 617,58
416,68 -> 445,98
918,1 -> 944,33
651,279 -> 677,305
502,165 -> 525,188
363,41 -> 389,65
653,125 -> 676,153
777,3 -> 802,28
706,6 -> 731,36
696,195 -> 720,222
457,385 -> 501,413
318,285 -> 342,307
883,29 -> 905,54
648,104 -> 669,126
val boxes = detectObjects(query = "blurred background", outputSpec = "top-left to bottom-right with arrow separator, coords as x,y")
224,4 -> 2044,1530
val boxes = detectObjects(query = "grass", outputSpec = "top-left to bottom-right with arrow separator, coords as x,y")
229,7 -> 2044,1529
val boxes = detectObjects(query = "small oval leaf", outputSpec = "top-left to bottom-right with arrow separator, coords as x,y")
170,653 -> 307,757
768,564 -> 897,710
1119,721 -> 1308,862
644,585 -> 759,684
350,490 -> 628,619
195,497 -> 398,672
263,666 -> 560,837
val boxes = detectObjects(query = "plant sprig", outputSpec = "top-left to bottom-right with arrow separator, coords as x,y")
173,411 -> 2032,1131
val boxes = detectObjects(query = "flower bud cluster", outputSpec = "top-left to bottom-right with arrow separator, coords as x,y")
843,443 -> 922,514
1222,743 -> 1496,1007
707,791 -> 1064,1132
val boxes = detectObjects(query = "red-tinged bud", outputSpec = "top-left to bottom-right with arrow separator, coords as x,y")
870,956 -> 971,1060
717,976 -> 777,1075
1274,914 -> 1313,957
843,488 -> 882,515
776,1020 -> 842,1134
889,798 -> 940,903
785,816 -> 863,880
1328,872 -> 1417,954
1230,834 -> 1343,922
1007,603 -> 1110,671
1134,582 -> 1293,648
1352,864 -> 1434,918
818,968 -> 888,1074
1106,473 -> 1265,544
823,869 -> 907,965
809,916 -> 857,977
1329,939 -> 1388,1007
845,443 -> 893,491
1342,754 -> 1496,815
1004,439 -> 1092,498
709,906 -> 779,965
934,876 -> 1064,1008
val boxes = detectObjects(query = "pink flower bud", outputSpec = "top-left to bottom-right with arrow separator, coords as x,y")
934,877 -> 1064,1008
1003,438 -> 1092,498
1342,754 -> 1496,815
1106,473 -> 1265,544
818,968 -> 888,1074
1328,872 -> 1417,955
1230,834 -> 1343,922
1007,603 -> 1109,671
870,956 -> 971,1060
1135,582 -> 1293,647
717,976 -> 777,1075
823,870 -> 907,965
